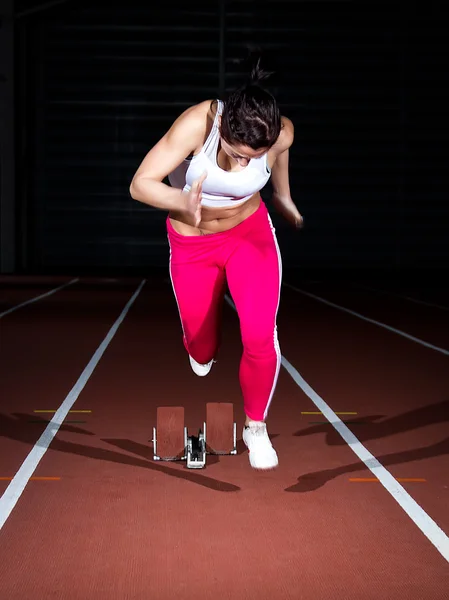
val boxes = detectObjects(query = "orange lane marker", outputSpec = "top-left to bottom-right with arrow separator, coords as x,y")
34,410 -> 91,413
349,478 -> 426,483
0,477 -> 61,481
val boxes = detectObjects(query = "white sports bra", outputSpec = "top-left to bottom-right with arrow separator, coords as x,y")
168,100 -> 271,208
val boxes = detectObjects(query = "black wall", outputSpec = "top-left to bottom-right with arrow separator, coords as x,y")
13,0 -> 449,274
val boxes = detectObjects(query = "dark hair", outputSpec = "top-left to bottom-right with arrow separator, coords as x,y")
220,52 -> 281,150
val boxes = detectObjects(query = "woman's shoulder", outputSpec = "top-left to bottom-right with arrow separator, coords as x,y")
167,99 -> 218,155
168,99 -> 215,146
181,99 -> 219,121
273,116 -> 294,154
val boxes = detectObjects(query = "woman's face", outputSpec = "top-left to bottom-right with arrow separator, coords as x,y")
219,136 -> 268,168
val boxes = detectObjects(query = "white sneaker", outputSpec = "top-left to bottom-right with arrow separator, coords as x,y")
242,421 -> 278,470
189,355 -> 214,377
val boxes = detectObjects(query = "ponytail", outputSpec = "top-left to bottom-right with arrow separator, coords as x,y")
246,47 -> 274,86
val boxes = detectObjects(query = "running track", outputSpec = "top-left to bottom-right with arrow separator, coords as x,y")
0,273 -> 448,599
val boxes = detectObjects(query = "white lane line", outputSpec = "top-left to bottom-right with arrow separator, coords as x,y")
0,278 -> 79,319
352,282 -> 449,312
284,283 -> 449,356
281,355 -> 449,563
0,279 -> 146,530
224,293 -> 449,563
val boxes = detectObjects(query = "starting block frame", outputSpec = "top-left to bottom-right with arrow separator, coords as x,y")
153,403 -> 237,469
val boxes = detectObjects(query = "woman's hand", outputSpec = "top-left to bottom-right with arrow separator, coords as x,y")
182,171 -> 207,227
271,192 -> 304,229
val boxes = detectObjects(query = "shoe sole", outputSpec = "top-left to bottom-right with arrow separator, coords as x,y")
244,442 -> 278,470
189,356 -> 214,377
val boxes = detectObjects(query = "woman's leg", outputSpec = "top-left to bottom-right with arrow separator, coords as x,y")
167,223 -> 226,366
225,204 -> 282,423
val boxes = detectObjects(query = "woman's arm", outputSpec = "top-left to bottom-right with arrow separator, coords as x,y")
129,101 -> 209,212
270,117 -> 303,228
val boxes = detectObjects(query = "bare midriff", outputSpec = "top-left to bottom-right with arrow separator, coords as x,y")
168,192 -> 261,236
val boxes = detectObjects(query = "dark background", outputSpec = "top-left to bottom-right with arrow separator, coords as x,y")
1,0 -> 448,279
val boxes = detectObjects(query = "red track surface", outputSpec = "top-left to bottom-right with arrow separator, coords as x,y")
0,275 -> 448,599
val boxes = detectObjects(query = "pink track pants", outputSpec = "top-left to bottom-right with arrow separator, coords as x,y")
166,200 -> 282,421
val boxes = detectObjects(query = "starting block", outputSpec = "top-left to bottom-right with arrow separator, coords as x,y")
152,403 -> 237,469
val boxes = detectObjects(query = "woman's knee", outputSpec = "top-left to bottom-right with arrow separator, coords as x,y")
241,322 -> 278,356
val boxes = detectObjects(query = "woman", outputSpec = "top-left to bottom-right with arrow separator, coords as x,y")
130,58 -> 303,470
